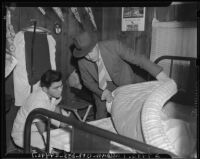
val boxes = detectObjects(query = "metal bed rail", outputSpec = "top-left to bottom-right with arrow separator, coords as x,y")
153,55 -> 197,106
24,108 -> 178,158
154,55 -> 197,78
154,55 -> 196,63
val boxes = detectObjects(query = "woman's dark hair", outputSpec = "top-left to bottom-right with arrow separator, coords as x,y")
40,70 -> 62,88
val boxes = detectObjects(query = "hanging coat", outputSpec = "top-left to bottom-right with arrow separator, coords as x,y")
13,31 -> 56,106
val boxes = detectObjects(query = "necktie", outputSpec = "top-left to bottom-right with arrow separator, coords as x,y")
96,58 -> 107,90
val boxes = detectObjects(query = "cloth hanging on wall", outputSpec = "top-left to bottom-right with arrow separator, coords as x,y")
52,7 -> 64,22
84,7 -> 97,30
71,7 -> 81,23
6,9 -> 16,54
150,21 -> 197,61
5,53 -> 17,78
5,8 -> 17,78
37,7 -> 46,15
24,32 -> 52,85
71,7 -> 97,32
13,31 -> 56,106
150,21 -> 197,90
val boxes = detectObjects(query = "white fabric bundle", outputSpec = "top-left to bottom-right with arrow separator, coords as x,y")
108,79 -> 196,157
141,80 -> 177,153
41,79 -> 196,157
110,81 -> 165,142
88,118 -> 134,153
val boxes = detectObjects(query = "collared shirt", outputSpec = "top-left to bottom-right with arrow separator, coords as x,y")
96,48 -> 112,82
11,87 -> 61,143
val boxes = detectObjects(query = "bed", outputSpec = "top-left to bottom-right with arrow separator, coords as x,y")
23,56 -> 197,158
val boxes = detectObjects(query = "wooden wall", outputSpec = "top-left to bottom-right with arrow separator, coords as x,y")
5,7 -> 80,99
93,3 -> 197,56
5,4 -> 197,99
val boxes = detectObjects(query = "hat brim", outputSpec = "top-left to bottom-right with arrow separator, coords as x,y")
73,32 -> 98,58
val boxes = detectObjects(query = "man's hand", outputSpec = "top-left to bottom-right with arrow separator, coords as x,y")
67,70 -> 82,90
101,89 -> 113,103
59,122 -> 68,128
156,71 -> 170,82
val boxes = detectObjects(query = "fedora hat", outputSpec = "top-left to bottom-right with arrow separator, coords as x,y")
73,31 -> 98,58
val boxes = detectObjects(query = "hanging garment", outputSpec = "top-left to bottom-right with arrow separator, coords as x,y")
24,31 -> 51,86
13,31 -> 56,106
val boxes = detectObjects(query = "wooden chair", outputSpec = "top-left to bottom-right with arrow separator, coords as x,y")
59,98 -> 93,122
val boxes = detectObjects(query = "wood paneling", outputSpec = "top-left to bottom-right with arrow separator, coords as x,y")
99,7 -> 154,57
5,5 -> 197,97
101,7 -> 121,41
10,7 -> 66,74
156,3 -> 197,22
5,7 -> 69,97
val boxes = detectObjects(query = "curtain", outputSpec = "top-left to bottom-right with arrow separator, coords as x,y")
150,21 -> 197,91
150,21 -> 197,61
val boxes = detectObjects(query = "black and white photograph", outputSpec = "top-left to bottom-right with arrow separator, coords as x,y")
122,7 -> 146,31
123,7 -> 144,18
2,2 -> 198,159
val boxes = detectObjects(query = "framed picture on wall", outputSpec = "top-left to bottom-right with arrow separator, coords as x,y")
121,7 -> 146,31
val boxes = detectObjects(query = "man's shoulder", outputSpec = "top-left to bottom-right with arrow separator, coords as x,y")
30,88 -> 44,97
77,57 -> 87,64
99,39 -> 120,46
26,88 -> 48,105
98,40 -> 122,56
77,57 -> 92,66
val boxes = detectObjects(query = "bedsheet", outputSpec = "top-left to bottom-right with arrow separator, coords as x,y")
43,127 -> 71,152
43,118 -> 134,153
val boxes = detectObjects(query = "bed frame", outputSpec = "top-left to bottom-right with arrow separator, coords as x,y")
24,108 -> 177,158
150,55 -> 197,106
23,55 -> 197,158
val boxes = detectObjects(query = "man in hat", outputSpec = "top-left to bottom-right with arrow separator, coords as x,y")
72,31 -> 168,119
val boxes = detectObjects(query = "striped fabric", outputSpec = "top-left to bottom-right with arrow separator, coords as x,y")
110,79 -> 196,156
111,81 -> 166,143
142,79 -> 196,157
141,80 -> 177,154
97,58 -> 107,90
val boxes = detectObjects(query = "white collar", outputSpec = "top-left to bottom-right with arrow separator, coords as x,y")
41,87 -> 55,102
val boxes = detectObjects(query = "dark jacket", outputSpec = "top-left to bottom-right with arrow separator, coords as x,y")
78,40 -> 162,98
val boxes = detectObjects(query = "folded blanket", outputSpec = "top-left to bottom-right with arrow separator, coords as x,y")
109,79 -> 196,158
111,81 -> 165,144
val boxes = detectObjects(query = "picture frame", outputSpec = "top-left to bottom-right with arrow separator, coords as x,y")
121,7 -> 146,31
